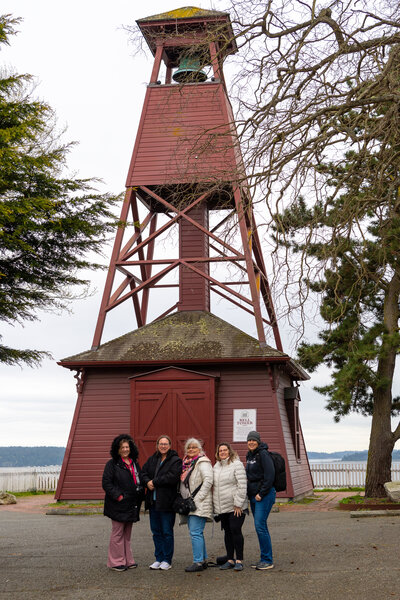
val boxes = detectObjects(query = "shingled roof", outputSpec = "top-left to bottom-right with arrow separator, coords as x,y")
136,6 -> 237,61
137,7 -> 228,22
62,311 -> 273,360
60,311 -> 308,379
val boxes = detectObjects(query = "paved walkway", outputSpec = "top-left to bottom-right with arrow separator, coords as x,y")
1,499 -> 399,600
2,491 -> 360,515
1,493 -> 56,514
278,490 -> 363,512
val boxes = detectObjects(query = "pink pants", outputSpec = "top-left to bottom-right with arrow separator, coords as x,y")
107,520 -> 135,568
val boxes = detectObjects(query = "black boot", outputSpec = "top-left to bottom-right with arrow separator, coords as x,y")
185,562 -> 204,572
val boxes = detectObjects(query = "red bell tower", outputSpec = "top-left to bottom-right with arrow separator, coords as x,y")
91,6 -> 282,352
56,7 -> 313,502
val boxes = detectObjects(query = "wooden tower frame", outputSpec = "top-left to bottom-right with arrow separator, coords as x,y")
91,7 -> 282,352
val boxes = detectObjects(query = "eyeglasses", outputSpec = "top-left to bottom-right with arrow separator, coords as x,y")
158,443 -> 170,446
187,446 -> 200,450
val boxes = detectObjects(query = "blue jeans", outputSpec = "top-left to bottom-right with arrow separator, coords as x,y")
187,515 -> 207,563
249,487 -> 276,563
149,507 -> 176,564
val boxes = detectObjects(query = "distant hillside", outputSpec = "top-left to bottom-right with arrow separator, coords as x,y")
307,451 -> 359,460
0,446 -> 65,467
340,451 -> 369,461
307,451 -> 347,460
308,450 -> 400,461
342,449 -> 400,462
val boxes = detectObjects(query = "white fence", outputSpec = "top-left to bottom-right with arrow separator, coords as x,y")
311,462 -> 400,488
0,466 -> 61,492
1,462 -> 400,492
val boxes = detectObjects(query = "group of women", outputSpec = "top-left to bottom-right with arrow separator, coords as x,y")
102,430 -> 276,573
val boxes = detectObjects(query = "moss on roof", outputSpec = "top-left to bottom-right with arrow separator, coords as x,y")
137,7 -> 228,22
61,311 -> 287,364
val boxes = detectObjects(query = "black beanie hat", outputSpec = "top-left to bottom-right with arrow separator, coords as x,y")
247,431 -> 261,443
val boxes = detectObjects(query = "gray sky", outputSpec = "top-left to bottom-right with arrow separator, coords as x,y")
1,0 -> 398,453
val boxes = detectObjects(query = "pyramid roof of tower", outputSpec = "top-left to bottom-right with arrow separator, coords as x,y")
137,6 -> 237,59
137,7 -> 228,22
59,311 -> 308,380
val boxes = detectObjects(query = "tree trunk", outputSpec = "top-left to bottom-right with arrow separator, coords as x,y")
365,393 -> 394,497
365,272 -> 399,498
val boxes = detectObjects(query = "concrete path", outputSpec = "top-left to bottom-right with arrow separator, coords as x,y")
278,491 -> 364,512
1,493 -> 55,514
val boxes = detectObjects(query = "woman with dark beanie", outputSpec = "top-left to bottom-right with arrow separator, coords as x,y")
102,434 -> 143,571
245,431 -> 276,570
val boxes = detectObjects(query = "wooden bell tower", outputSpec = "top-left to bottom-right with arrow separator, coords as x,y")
91,6 -> 282,352
56,7 -> 313,502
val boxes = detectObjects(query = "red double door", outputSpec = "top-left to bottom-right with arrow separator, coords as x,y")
130,367 -> 216,464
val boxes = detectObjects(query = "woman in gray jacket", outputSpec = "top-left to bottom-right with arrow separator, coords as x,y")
213,442 -> 248,571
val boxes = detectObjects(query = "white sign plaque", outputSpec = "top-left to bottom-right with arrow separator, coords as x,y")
233,409 -> 257,442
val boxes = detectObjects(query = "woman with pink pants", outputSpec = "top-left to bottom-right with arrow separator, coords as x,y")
102,434 -> 143,571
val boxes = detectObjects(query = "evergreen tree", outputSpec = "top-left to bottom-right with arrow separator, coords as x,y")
274,96 -> 400,496
0,15 -> 119,365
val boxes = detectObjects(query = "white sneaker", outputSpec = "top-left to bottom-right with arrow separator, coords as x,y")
160,562 -> 171,570
149,561 -> 161,569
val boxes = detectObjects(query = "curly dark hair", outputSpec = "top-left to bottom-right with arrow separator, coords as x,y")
110,434 -> 138,462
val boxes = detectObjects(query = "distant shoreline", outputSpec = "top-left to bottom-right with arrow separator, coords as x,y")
1,460 -> 400,471
0,446 -> 399,468
308,458 -> 400,463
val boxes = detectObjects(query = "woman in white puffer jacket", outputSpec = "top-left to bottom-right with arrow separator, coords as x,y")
213,443 -> 248,571
180,438 -> 213,572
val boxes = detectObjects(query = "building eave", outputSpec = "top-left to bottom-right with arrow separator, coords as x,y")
58,354 -> 308,381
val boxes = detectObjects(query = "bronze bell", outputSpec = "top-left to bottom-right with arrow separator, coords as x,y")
172,56 -> 207,83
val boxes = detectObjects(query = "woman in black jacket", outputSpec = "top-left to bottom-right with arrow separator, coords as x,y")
141,435 -> 182,570
102,434 -> 143,572
245,431 -> 276,571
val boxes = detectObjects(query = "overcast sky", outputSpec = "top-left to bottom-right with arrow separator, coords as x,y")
1,0 -> 398,454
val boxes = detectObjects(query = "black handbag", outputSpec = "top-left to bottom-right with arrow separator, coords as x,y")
172,483 -> 202,515
172,494 -> 196,515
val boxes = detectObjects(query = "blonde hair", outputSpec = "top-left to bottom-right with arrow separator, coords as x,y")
215,442 -> 238,463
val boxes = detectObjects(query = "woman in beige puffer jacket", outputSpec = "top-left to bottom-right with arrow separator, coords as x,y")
180,438 -> 213,572
212,443 -> 248,571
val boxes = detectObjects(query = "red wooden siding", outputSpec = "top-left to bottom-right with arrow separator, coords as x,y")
285,396 -> 300,459
179,203 -> 210,311
55,369 -> 132,500
276,372 -> 314,496
126,83 -> 237,186
212,365 -> 289,466
56,364 -> 312,500
203,364 -> 313,498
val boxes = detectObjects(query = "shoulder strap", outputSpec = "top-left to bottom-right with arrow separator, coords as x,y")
189,482 -> 203,498
187,459 -> 203,497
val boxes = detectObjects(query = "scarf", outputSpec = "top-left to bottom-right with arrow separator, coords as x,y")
180,452 -> 204,482
122,457 -> 137,484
